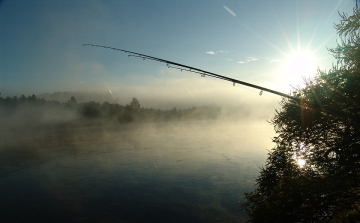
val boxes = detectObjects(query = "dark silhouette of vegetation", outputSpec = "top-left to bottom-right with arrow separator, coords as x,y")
0,93 -> 242,128
241,9 -> 360,222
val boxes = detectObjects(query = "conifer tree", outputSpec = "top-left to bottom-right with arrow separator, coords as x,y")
241,8 -> 360,223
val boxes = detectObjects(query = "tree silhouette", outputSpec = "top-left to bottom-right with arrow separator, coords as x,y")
70,96 -> 77,104
129,97 -> 140,111
81,101 -> 102,118
241,8 -> 360,223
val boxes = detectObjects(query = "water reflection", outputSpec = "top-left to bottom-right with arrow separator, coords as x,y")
0,120 -> 273,222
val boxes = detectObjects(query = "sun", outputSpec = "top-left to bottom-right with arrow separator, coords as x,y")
283,50 -> 318,84
297,158 -> 306,168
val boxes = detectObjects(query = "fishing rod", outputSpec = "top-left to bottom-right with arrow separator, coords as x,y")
83,44 -> 351,118
83,44 -> 297,100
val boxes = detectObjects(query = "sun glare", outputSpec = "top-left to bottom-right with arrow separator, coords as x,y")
283,50 -> 318,84
297,159 -> 306,168
293,154 -> 306,168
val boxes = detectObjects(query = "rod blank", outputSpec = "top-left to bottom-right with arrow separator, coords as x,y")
83,43 -> 298,101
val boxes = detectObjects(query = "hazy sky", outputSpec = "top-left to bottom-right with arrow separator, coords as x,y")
0,0 -> 356,107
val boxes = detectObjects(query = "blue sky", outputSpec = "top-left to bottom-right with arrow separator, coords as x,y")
0,0 -> 356,108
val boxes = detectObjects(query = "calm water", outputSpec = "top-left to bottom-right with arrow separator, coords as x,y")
0,120 -> 274,222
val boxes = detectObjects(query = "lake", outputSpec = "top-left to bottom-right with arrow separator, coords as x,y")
0,120 -> 274,222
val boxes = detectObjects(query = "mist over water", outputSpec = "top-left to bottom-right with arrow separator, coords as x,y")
0,105 -> 274,222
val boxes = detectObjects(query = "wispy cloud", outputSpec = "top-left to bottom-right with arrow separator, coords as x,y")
206,50 -> 228,55
246,57 -> 258,62
237,56 -> 259,64
265,57 -> 282,64
224,6 -> 236,17
268,59 -> 280,64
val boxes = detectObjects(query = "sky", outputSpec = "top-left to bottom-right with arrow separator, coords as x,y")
0,0 -> 356,109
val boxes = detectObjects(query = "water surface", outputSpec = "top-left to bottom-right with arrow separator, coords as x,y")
0,120 -> 274,222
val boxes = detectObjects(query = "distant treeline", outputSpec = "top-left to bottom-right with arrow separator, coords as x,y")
0,94 -> 244,126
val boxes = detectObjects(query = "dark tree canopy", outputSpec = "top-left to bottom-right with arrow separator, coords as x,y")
129,97 -> 140,110
241,9 -> 360,223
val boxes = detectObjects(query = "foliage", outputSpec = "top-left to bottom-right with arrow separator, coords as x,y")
80,101 -> 102,118
128,97 -> 140,111
241,8 -> 360,223
0,94 -> 232,126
